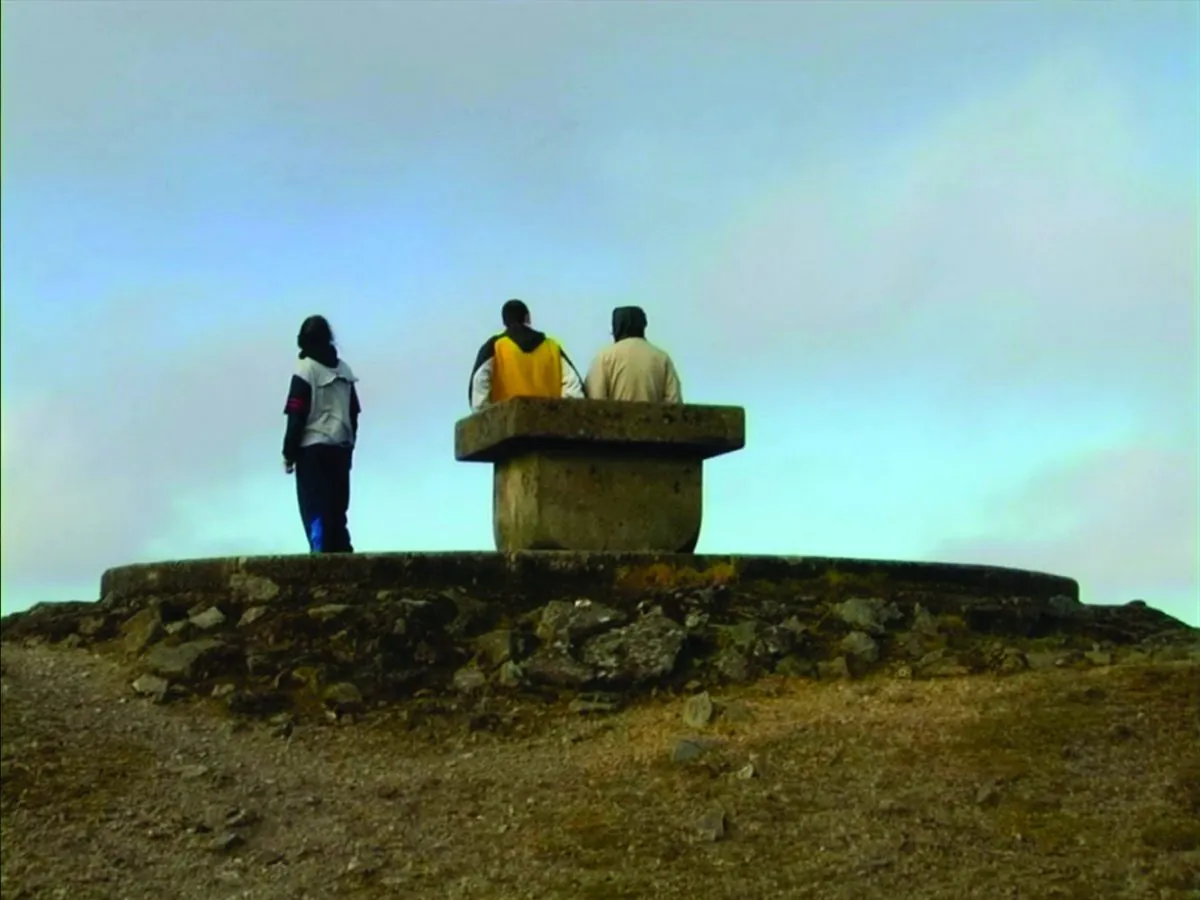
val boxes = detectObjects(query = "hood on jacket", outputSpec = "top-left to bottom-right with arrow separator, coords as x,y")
503,323 -> 547,353
612,306 -> 647,341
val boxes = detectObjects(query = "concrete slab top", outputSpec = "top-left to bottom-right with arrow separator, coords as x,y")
454,398 -> 746,463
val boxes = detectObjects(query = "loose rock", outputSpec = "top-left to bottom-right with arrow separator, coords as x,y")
682,692 -> 715,728
322,682 -> 364,714
696,806 -> 727,842
841,631 -> 880,663
121,607 -> 164,656
581,612 -> 686,685
189,607 -> 227,631
818,657 -> 852,680
452,666 -> 488,694
143,639 -> 236,682
131,673 -> 169,702
212,832 -> 245,853
239,607 -> 269,628
520,650 -> 596,688
307,604 -> 351,624
836,597 -> 902,636
536,600 -> 627,645
671,737 -> 720,764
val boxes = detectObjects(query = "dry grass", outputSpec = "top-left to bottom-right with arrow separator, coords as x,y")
2,645 -> 1199,899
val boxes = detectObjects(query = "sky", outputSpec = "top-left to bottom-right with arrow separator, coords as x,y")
1,0 -> 1197,626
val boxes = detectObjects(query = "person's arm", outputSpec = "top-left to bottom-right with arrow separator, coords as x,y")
560,349 -> 585,399
282,372 -> 313,465
469,337 -> 497,412
350,384 -> 362,442
584,351 -> 608,400
664,356 -> 683,404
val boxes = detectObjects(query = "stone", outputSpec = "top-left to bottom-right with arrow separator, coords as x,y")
225,808 -> 259,828
915,649 -> 971,678
228,572 -> 280,604
671,737 -> 719,764
835,597 -> 902,636
121,607 -> 164,656
581,612 -> 687,684
176,764 -> 210,780
774,655 -> 818,678
322,682 -> 364,714
165,621 -> 191,637
454,397 -> 745,552
520,650 -> 595,687
911,604 -> 940,637
975,781 -> 1001,807
696,806 -> 727,842
994,647 -> 1029,674
452,666 -> 488,694
718,620 -> 760,650
239,607 -> 268,628
189,607 -> 227,631
131,674 -> 169,702
682,692 -> 715,728
841,631 -> 880,663
735,762 -> 757,780
307,604 -> 351,624
569,693 -> 622,715
819,657 -> 852,680
212,832 -> 245,853
77,615 -> 110,638
144,639 -> 236,682
713,648 -> 753,682
496,661 -> 524,689
536,600 -> 627,644
473,630 -> 518,669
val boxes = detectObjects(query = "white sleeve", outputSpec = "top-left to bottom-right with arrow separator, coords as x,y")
470,357 -> 493,412
562,356 -> 585,399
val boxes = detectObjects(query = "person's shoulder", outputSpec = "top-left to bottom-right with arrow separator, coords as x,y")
336,360 -> 358,382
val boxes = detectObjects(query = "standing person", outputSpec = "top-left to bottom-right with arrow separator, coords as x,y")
281,315 -> 361,553
469,298 -> 585,412
585,306 -> 683,403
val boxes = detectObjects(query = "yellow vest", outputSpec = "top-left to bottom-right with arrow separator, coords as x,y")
491,334 -> 563,402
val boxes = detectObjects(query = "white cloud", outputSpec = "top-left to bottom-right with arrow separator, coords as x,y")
938,442 -> 1198,619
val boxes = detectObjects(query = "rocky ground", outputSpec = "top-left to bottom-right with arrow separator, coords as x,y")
3,642 -> 1199,900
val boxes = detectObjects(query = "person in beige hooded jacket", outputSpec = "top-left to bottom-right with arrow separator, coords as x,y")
585,306 -> 682,403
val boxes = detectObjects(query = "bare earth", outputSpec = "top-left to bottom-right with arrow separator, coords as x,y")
2,644 -> 1198,900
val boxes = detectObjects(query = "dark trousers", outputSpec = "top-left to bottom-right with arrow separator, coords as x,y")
294,444 -> 354,553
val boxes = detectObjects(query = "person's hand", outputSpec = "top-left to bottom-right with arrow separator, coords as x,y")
283,458 -> 295,475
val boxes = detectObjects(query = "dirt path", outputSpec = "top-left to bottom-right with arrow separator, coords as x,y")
3,644 -> 1199,899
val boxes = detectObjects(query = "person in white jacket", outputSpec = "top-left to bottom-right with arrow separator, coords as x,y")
281,315 -> 361,553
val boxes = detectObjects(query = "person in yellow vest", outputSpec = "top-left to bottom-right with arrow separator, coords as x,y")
469,299 -> 585,412
585,306 -> 683,403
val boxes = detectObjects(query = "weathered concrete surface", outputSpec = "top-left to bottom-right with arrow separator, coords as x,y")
454,397 -> 745,463
455,398 -> 745,552
90,551 -> 1080,608
493,453 -> 704,552
2,553 -> 1196,720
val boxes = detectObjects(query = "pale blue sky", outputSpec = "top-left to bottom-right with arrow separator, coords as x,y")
2,1 -> 1196,625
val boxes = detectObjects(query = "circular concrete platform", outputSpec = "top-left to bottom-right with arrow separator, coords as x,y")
99,551 -> 1078,610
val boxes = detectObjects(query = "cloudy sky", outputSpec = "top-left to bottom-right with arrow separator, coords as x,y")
1,1 -> 1196,625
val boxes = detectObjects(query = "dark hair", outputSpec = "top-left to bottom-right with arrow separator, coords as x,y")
297,314 -> 335,355
501,299 -> 530,328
